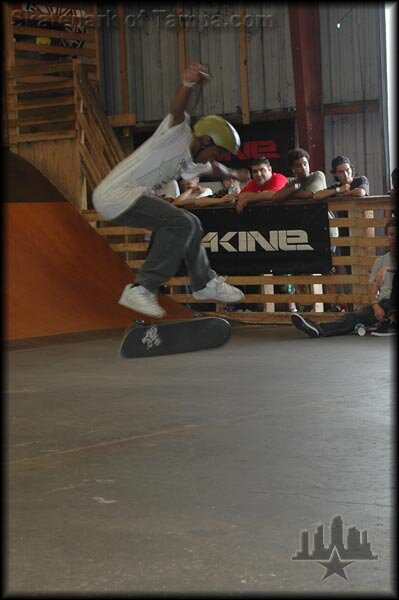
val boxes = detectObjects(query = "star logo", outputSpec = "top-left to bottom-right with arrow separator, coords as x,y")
317,547 -> 353,580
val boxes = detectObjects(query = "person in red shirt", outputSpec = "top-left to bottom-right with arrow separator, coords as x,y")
235,158 -> 288,214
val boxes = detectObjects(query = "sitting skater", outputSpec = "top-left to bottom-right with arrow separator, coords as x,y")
93,62 -> 244,318
291,219 -> 397,337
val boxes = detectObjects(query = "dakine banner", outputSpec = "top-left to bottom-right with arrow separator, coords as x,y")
188,203 -> 332,275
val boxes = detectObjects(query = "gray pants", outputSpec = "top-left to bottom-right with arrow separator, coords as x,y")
113,194 -> 216,293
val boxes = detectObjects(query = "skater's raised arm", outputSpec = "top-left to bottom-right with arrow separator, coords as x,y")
171,63 -> 209,126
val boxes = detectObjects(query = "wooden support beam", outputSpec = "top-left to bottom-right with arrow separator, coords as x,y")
238,3 -> 250,124
3,2 -> 17,149
107,113 -> 137,128
177,2 -> 187,79
288,5 -> 325,172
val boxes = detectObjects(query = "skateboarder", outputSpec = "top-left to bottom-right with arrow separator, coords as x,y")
93,62 -> 244,318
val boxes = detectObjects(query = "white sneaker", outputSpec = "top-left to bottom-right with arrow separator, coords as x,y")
118,284 -> 165,318
192,276 -> 244,303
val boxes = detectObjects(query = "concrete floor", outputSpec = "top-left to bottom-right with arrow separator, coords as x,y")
6,324 -> 395,594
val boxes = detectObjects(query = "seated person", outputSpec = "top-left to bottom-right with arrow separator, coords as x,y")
171,176 -> 213,207
200,167 -> 251,197
235,158 -> 288,213
153,179 -> 180,203
291,218 -> 397,337
271,148 -> 327,203
236,167 -> 251,189
191,175 -> 242,207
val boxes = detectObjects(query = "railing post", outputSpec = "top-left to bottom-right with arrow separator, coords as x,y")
348,198 -> 369,311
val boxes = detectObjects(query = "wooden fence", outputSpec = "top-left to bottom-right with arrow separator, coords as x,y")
82,196 -> 394,323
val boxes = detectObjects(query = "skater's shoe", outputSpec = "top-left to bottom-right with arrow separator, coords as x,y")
118,284 -> 165,318
291,313 -> 322,338
193,276 -> 244,303
371,319 -> 397,336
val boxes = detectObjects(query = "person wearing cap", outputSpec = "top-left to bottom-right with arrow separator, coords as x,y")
93,62 -> 244,318
328,155 -> 369,197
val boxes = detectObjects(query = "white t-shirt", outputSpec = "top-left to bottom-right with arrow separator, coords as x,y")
92,113 -> 212,220
154,179 -> 180,200
369,251 -> 395,302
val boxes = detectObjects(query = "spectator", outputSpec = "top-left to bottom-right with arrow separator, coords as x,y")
291,219 -> 397,337
192,176 -> 242,207
320,155 -> 370,308
235,158 -> 288,214
328,155 -> 369,196
236,167 -> 251,189
153,179 -> 180,203
172,176 -> 213,207
271,149 -> 329,311
271,148 -> 326,203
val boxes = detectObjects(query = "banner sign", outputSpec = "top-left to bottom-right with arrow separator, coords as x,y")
187,203 -> 332,275
215,119 -> 295,176
131,119 -> 295,177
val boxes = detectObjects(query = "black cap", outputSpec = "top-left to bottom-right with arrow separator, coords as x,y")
331,155 -> 352,173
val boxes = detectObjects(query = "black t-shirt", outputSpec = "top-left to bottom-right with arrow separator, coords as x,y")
328,175 -> 369,196
329,175 -> 370,244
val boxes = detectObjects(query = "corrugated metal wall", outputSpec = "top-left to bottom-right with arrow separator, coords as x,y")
319,3 -> 386,194
97,2 -> 388,192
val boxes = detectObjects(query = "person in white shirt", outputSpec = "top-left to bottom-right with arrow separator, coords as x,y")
93,62 -> 244,318
172,176 -> 213,207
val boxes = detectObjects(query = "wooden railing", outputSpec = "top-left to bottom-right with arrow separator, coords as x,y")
73,61 -> 127,191
82,196 -> 395,323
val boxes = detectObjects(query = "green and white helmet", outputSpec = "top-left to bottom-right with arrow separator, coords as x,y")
193,115 -> 241,155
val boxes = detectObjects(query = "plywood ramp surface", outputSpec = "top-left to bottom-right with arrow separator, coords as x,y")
5,202 -> 192,340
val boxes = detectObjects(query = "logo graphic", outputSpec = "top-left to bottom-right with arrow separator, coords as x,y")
141,326 -> 162,350
292,515 -> 378,580
202,229 -> 314,252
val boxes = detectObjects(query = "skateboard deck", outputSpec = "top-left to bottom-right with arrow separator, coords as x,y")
120,316 -> 231,358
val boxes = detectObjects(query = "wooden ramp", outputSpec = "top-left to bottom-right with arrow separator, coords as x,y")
5,154 -> 192,341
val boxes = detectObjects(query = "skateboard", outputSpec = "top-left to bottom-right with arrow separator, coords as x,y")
120,316 -> 231,358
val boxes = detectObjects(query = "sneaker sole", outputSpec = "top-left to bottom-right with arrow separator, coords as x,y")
192,293 -> 245,303
291,314 -> 320,337
370,331 -> 396,336
118,296 -> 165,318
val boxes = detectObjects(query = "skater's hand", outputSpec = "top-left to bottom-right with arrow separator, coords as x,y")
337,183 -> 351,194
235,196 -> 248,214
182,62 -> 209,84
372,302 -> 385,321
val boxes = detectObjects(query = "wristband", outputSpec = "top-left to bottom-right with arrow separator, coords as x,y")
182,80 -> 197,88
371,300 -> 379,305
294,182 -> 302,192
335,186 -> 340,195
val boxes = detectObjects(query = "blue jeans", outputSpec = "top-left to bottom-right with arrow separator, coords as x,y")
112,194 -> 216,293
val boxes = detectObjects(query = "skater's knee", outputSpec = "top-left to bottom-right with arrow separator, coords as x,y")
174,210 -> 202,239
182,211 -> 204,236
